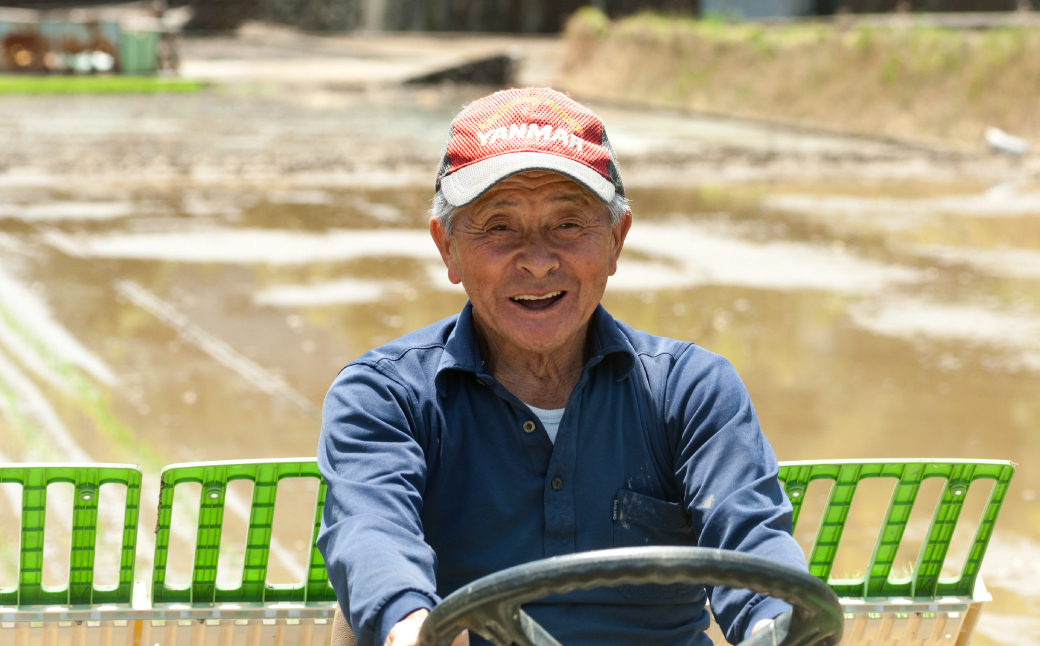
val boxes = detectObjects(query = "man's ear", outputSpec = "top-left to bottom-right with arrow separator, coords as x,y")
607,209 -> 633,277
429,217 -> 463,284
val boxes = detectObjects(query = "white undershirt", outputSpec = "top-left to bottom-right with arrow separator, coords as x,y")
527,405 -> 566,444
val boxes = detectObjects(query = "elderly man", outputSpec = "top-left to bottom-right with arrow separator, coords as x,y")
317,88 -> 806,646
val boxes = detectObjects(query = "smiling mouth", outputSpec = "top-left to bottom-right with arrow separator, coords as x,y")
510,291 -> 565,310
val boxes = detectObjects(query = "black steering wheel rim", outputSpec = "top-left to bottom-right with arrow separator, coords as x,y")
417,546 -> 843,646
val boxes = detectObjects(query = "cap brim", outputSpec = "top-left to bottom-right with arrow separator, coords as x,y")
439,152 -> 616,207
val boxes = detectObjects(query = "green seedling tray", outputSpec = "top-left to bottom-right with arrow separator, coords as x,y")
778,459 -> 1014,599
1,458 -> 1012,611
151,459 -> 334,606
0,463 -> 141,608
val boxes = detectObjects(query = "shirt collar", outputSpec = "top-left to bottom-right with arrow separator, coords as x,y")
436,302 -> 486,382
585,304 -> 637,380
435,302 -> 637,394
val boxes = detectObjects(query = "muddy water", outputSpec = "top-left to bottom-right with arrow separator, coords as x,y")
0,89 -> 1037,645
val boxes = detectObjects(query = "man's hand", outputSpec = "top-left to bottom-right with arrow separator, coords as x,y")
751,618 -> 774,635
385,609 -> 469,646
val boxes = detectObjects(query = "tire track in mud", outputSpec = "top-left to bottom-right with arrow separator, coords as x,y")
0,261 -> 117,466
114,280 -> 315,416
0,260 -> 154,466
0,347 -> 90,462
0,265 -> 308,589
0,262 -> 116,387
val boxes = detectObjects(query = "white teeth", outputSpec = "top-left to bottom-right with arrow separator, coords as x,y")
512,291 -> 562,301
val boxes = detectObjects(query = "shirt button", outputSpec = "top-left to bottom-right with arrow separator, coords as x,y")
523,420 -> 536,434
551,477 -> 563,491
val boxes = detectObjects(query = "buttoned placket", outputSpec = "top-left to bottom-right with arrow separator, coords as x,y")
473,366 -> 586,558
472,369 -> 553,469
541,367 -> 587,558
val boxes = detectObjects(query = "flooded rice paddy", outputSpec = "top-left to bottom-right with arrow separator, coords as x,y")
0,87 -> 1037,644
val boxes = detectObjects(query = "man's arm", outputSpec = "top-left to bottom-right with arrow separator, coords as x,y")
317,364 -> 440,646
665,348 -> 808,644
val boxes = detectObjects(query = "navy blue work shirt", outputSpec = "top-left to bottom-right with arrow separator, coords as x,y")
317,303 -> 806,646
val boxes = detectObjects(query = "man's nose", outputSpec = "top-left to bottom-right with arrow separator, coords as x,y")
515,234 -> 559,278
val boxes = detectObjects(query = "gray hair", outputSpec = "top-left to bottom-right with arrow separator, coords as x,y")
431,189 -> 630,236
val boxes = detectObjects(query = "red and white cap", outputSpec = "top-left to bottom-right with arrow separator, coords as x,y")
435,87 -> 625,207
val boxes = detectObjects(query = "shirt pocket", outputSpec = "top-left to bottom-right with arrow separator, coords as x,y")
611,489 -> 698,601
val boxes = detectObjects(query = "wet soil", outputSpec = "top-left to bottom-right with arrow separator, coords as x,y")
0,85 -> 1038,644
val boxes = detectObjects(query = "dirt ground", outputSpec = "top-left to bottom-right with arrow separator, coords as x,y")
2,23 -> 1036,192
1,82 -> 1035,193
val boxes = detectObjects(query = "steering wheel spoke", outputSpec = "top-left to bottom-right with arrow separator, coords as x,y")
738,609 -> 792,646
513,610 -> 565,646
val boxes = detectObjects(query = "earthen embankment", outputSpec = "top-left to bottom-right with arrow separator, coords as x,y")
559,9 -> 1040,149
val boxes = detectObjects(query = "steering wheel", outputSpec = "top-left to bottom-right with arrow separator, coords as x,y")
417,546 -> 843,646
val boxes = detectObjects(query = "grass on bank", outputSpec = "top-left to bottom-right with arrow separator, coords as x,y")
561,8 -> 1040,146
0,74 -> 203,95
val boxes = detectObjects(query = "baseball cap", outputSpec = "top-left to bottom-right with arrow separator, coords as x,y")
435,87 -> 625,207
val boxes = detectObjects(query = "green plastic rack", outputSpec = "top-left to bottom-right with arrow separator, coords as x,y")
0,458 -> 1014,616
151,459 -> 335,606
778,459 -> 1015,600
0,463 -> 141,608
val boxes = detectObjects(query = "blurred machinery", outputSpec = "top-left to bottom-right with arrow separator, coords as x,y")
0,2 -> 187,74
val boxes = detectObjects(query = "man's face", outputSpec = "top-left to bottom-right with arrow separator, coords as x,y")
431,171 -> 631,357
